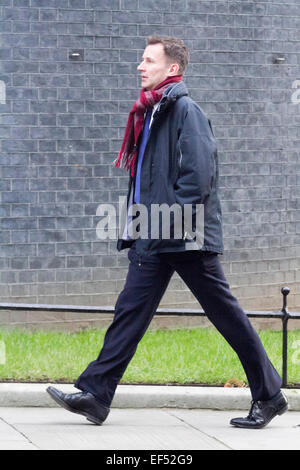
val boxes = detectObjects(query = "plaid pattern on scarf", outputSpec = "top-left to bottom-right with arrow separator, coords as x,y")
114,75 -> 182,177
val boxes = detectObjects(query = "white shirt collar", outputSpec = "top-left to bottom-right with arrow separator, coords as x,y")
149,102 -> 159,128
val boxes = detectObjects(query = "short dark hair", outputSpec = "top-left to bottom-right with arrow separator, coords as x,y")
147,35 -> 189,75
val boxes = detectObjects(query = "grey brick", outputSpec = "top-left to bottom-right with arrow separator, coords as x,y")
19,271 -> 37,283
2,140 -> 38,152
111,36 -> 145,49
56,62 -> 94,74
38,140 -> 57,152
83,255 -> 98,267
85,22 -> 119,36
0,19 -> 12,32
187,0 -> 215,14
112,11 -> 146,24
30,127 -> 66,140
138,24 -> 171,36
13,0 -> 30,6
110,62 -> 138,75
57,35 -> 94,48
2,7 -> 39,21
56,242 -> 92,255
1,271 -> 17,283
36,244 -> 56,257
0,243 -> 36,257
164,13 -> 207,26
31,0 -> 64,6
85,49 -> 119,62
11,230 -> 29,243
139,0 -> 170,11
67,127 -> 85,139
57,140 -> 93,152
11,257 -> 29,270
39,9 -> 57,21
67,101 -> 85,113
6,87 -> 38,100
57,114 -> 93,126
30,101 -> 67,114
85,100 -> 118,113
0,48 -> 12,61
66,229 -> 84,241
37,218 -> 57,230
120,50 -> 138,62
58,9 -> 94,23
69,0 -> 87,8
1,166 -> 37,178
29,256 -> 65,270
2,33 -> 39,47
87,0 -> 119,9
86,126 -> 118,139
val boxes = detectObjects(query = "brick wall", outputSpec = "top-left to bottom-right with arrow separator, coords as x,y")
0,0 -> 300,329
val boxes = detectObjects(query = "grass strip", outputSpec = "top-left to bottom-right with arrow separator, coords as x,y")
0,327 -> 299,386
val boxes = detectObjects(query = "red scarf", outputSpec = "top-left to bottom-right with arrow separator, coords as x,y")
114,75 -> 182,176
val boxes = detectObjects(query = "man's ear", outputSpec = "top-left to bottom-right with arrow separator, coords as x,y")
168,63 -> 180,76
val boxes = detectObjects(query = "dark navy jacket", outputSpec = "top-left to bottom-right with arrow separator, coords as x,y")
117,81 -> 224,256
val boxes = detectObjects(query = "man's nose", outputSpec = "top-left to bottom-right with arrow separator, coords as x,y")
137,61 -> 145,71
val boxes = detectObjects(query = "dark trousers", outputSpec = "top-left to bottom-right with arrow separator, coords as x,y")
75,244 -> 282,408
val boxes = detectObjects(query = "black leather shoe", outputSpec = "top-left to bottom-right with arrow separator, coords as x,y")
46,386 -> 110,425
230,391 -> 288,429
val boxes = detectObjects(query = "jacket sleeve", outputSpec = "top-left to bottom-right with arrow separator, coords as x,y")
174,102 -> 217,207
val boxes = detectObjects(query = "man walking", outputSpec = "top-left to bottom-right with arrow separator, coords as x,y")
47,36 -> 288,429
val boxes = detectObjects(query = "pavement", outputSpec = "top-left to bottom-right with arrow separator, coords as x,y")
0,383 -> 300,450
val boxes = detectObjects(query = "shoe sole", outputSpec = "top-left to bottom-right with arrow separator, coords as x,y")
230,403 -> 289,429
46,387 -> 103,425
277,403 -> 289,416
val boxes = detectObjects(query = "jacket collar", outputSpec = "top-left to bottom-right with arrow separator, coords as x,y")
155,80 -> 189,115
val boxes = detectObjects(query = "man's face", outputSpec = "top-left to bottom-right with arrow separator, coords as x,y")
137,43 -> 178,91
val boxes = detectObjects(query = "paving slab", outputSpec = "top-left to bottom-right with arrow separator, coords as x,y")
0,412 -> 36,450
170,409 -> 300,451
0,407 -> 300,450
